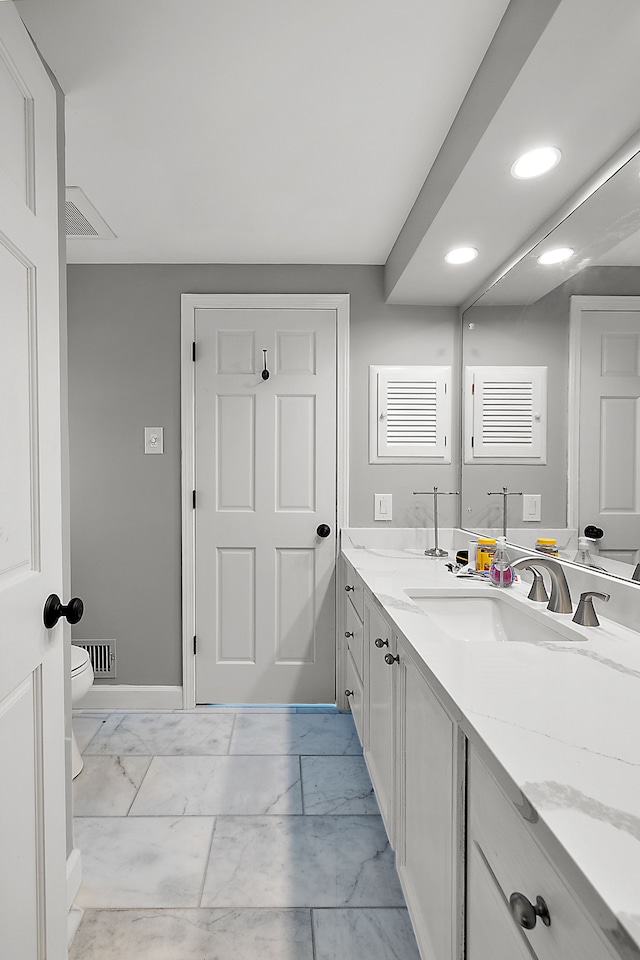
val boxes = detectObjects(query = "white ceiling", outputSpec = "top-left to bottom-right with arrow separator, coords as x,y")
15,0 -> 640,305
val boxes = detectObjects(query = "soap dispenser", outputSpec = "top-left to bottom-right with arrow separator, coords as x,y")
489,536 -> 514,587
573,536 -> 606,571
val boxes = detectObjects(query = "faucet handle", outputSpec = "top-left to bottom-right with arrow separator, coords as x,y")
526,566 -> 549,603
572,591 -> 610,627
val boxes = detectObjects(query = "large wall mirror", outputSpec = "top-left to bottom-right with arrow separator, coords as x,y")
461,138 -> 640,581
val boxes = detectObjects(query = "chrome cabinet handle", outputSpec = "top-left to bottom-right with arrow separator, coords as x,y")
384,653 -> 399,665
509,892 -> 551,929
375,638 -> 389,648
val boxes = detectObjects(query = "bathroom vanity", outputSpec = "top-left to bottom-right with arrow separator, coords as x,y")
339,532 -> 640,960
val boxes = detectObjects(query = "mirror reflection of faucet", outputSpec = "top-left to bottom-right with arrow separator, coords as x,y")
413,486 -> 459,558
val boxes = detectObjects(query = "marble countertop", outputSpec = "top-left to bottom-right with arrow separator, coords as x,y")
341,531 -> 640,956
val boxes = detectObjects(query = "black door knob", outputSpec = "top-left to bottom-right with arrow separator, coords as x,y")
375,638 -> 389,648
584,524 -> 604,541
384,653 -> 400,665
43,594 -> 84,629
316,524 -> 331,538
509,892 -> 551,929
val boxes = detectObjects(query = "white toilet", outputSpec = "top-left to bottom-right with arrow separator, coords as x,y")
71,645 -> 94,778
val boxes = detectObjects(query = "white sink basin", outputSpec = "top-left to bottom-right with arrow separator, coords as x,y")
406,594 -> 573,643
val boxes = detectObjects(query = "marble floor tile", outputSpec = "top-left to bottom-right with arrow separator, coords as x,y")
229,713 -> 362,756
84,711 -> 235,756
129,755 -> 302,816
313,908 -> 421,960
69,908 -> 313,960
73,756 -> 151,816
201,815 -> 405,908
72,716 -> 108,753
301,756 -> 379,814
74,816 -> 214,908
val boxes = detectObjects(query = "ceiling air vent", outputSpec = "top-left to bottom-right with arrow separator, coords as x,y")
65,186 -> 116,239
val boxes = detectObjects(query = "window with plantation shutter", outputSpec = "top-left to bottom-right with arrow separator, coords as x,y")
369,366 -> 451,463
464,366 -> 547,463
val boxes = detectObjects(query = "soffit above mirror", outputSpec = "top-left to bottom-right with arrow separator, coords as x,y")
385,0 -> 640,307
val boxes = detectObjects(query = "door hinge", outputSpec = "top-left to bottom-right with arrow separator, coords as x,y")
192,490 -> 196,509
193,635 -> 197,655
192,341 -> 196,361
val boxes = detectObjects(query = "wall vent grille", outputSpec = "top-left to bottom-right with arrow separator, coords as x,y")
73,640 -> 117,678
65,200 -> 99,236
65,186 -> 116,239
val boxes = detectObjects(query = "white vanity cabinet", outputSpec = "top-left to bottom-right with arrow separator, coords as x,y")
340,556 -> 366,740
364,595 -> 397,843
467,746 -> 621,960
396,635 -> 464,960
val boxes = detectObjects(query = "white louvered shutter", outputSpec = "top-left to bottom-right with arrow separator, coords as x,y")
370,366 -> 451,463
465,366 -> 547,462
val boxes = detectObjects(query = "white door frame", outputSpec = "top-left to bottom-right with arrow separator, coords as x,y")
180,293 -> 350,709
568,294 -> 640,530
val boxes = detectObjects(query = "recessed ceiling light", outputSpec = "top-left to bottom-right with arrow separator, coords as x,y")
511,147 -> 561,180
537,247 -> 574,265
445,246 -> 478,264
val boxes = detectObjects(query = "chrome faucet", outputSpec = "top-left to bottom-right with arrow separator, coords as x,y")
512,557 -> 573,614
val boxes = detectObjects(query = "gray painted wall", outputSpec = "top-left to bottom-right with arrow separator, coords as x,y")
462,265 -> 640,532
67,264 -> 458,685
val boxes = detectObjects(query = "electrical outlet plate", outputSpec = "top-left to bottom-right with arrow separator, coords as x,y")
144,426 -> 164,454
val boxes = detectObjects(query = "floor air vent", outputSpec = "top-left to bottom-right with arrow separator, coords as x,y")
73,640 -> 117,678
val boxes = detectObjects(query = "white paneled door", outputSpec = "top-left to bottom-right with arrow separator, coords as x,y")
572,298 -> 640,565
186,297 -> 344,704
0,6 -> 68,960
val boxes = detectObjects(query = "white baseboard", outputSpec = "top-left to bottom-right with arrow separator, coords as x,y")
67,846 -> 82,909
79,684 -> 183,710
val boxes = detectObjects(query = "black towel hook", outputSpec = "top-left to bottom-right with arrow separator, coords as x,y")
261,349 -> 270,380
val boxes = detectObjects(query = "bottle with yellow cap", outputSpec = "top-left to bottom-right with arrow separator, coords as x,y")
476,537 -> 497,571
535,538 -> 558,557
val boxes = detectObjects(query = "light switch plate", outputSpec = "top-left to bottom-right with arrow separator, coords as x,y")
374,493 -> 392,521
144,427 -> 164,454
522,494 -> 541,521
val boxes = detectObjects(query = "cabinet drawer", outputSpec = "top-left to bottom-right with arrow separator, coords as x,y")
344,599 -> 364,682
345,647 -> 364,746
343,560 -> 364,622
468,748 -> 618,960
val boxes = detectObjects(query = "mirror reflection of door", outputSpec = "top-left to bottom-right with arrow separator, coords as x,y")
571,296 -> 640,565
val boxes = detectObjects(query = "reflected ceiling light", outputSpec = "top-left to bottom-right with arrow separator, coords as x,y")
537,247 -> 574,265
444,246 -> 478,264
511,146 -> 561,179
